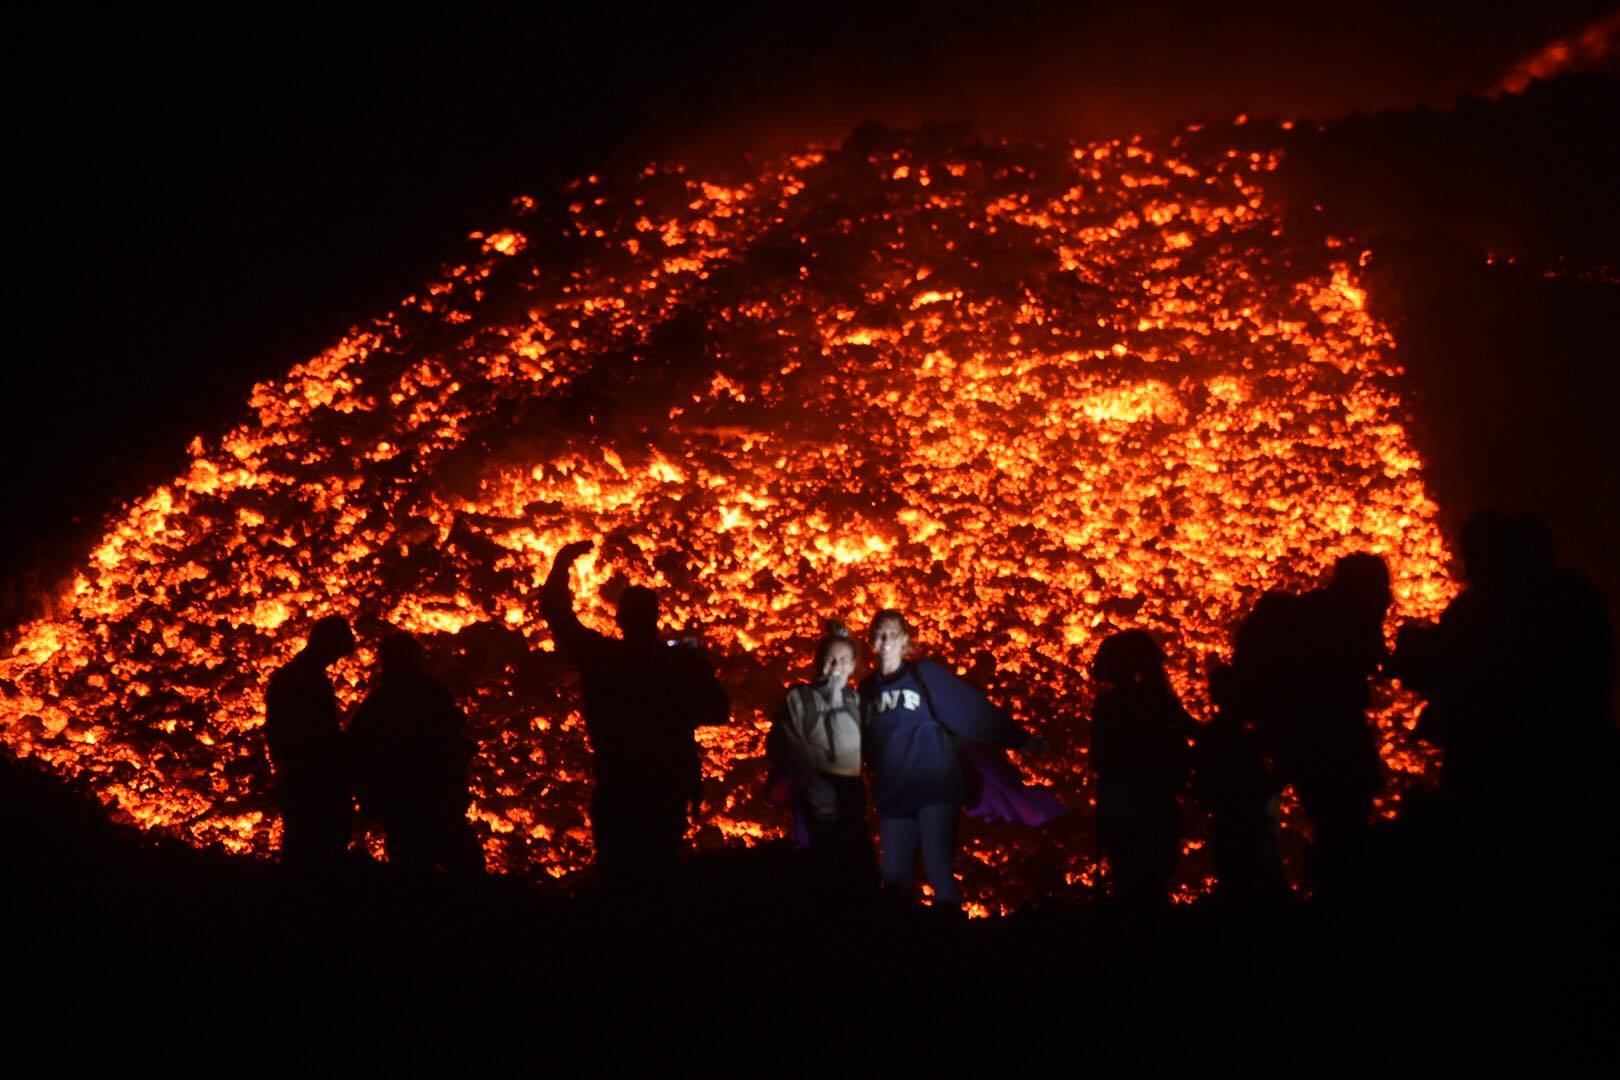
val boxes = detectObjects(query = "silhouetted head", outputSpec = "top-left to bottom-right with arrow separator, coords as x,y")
1460,510 -> 1514,587
813,620 -> 858,685
377,631 -> 426,682
869,609 -> 915,676
1504,513 -> 1555,579
615,585 -> 660,643
305,615 -> 356,666
1092,629 -> 1169,689
1327,553 -> 1391,617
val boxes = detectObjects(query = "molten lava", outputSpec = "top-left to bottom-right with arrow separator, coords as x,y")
0,122 -> 1454,909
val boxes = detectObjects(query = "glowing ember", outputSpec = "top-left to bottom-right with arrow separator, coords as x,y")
0,123 -> 1453,908
1493,10 -> 1620,96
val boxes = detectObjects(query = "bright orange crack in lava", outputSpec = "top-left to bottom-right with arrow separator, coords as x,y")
0,123 -> 1454,910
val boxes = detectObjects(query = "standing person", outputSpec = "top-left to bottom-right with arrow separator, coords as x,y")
1088,629 -> 1196,908
858,609 -> 1052,910
1394,512 -> 1616,840
541,539 -> 730,889
1197,652 -> 1289,904
1230,554 -> 1391,893
349,632 -> 483,876
264,614 -> 357,872
766,621 -> 877,896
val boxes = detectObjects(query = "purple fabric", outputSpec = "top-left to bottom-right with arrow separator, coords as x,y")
763,756 -> 815,848
959,739 -> 1069,825
788,809 -> 811,848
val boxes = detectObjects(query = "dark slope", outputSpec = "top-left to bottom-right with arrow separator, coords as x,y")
5,752 -> 1615,1070
1277,76 -> 1620,641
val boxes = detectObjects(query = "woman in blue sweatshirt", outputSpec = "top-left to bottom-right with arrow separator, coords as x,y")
858,609 -> 1045,907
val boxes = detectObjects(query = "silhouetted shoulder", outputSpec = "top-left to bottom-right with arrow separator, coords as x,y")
1234,590 -> 1303,650
666,642 -> 729,728
265,655 -> 317,707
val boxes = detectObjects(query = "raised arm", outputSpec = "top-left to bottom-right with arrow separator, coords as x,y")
540,539 -> 608,661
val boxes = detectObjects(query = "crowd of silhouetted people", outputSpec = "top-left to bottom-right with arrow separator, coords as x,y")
265,616 -> 482,877
261,511 -> 1616,914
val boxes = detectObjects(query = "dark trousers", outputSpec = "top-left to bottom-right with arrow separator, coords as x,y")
879,803 -> 961,905
384,811 -> 485,876
278,790 -> 351,873
804,775 -> 878,896
1209,799 -> 1289,902
1099,802 -> 1181,907
591,788 -> 687,889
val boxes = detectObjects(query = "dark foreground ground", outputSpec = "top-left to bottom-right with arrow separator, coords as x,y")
4,753 -> 1614,1073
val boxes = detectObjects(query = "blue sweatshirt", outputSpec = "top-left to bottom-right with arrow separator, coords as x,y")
859,659 -> 1018,816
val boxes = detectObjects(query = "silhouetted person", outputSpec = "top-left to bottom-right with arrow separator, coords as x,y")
1088,630 -> 1195,908
349,632 -> 483,876
1394,512 -> 1616,841
1198,658 -> 1289,903
264,615 -> 357,872
1394,512 -> 1527,819
542,539 -> 730,889
1224,555 -> 1391,891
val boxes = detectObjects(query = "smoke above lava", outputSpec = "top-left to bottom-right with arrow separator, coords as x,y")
0,121 -> 1456,909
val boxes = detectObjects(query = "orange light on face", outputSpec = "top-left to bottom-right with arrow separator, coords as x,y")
0,123 -> 1452,903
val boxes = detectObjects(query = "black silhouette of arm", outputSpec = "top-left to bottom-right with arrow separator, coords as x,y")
541,539 -> 611,663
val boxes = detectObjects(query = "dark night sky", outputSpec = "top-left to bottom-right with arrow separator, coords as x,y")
5,1 -> 1617,570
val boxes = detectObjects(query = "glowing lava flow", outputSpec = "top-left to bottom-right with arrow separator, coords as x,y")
0,122 -> 1453,908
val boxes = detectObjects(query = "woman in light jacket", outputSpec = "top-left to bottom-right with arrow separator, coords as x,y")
769,621 -> 877,893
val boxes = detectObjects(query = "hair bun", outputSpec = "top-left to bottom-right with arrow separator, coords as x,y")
823,619 -> 851,639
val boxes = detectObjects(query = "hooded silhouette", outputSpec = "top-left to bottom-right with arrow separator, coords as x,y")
264,615 -> 357,871
349,631 -> 482,875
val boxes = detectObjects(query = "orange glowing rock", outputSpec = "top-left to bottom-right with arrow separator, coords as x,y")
0,124 -> 1454,908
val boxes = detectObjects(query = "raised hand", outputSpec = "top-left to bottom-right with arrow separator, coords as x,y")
555,539 -> 595,565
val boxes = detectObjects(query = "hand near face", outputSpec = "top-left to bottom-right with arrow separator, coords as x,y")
818,641 -> 857,686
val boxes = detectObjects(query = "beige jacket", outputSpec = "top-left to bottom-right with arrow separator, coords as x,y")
780,682 -> 862,778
